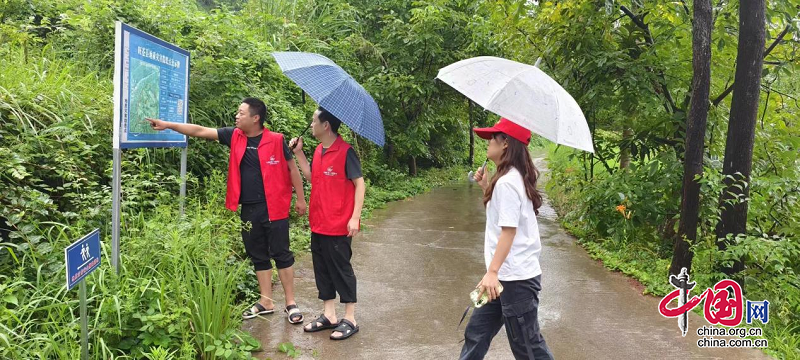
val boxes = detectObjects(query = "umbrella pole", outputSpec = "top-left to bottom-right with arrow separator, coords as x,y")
298,122 -> 311,138
291,122 -> 312,150
464,58 -> 539,182
293,90 -> 310,149
468,99 -> 474,168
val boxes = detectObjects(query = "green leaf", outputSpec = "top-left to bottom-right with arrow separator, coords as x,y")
278,342 -> 295,353
3,295 -> 18,306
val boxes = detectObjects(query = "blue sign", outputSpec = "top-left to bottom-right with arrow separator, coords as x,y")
65,229 -> 101,290
114,22 -> 190,149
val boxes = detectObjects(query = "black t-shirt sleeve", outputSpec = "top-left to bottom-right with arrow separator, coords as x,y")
345,148 -> 363,180
283,140 -> 293,160
217,127 -> 234,147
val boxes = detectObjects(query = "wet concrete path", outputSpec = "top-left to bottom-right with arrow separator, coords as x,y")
244,158 -> 771,359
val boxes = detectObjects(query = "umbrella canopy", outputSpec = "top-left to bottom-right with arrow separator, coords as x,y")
437,56 -> 594,153
272,51 -> 385,147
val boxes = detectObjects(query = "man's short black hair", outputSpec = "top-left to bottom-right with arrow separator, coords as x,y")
317,107 -> 342,134
242,97 -> 268,126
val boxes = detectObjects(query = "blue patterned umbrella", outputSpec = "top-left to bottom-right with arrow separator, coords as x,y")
272,52 -> 385,147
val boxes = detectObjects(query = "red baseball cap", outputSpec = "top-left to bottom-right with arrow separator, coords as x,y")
473,118 -> 531,145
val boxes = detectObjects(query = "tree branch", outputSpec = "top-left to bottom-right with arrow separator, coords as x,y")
761,84 -> 798,101
620,6 -> 653,44
711,0 -> 728,26
712,25 -> 790,106
513,25 -> 559,75
620,6 -> 678,113
763,25 -> 791,58
594,148 -> 614,175
500,4 -> 560,72
679,0 -> 691,17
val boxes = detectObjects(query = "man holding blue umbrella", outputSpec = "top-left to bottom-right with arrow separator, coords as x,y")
273,51 -> 385,340
289,108 -> 364,340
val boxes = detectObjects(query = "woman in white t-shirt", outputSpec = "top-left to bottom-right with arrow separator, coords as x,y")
460,118 -> 554,360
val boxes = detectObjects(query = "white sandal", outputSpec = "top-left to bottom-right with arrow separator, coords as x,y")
285,304 -> 304,324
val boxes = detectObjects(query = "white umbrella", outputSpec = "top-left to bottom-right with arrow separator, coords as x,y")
436,56 -> 594,153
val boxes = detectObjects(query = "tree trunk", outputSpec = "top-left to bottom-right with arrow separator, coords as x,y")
385,141 -> 396,168
670,0 -> 712,276
619,128 -> 633,169
715,0 -> 766,276
408,156 -> 417,177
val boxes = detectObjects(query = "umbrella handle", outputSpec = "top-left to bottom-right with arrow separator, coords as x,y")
468,160 -> 488,182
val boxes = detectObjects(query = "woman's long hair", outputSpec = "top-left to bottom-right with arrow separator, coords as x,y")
483,133 -> 543,215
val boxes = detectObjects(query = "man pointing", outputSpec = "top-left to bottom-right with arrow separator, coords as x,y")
147,97 -> 306,324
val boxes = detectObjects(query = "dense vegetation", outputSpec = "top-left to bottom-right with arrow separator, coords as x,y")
518,1 -> 800,357
0,0 -> 483,358
1,0 -> 798,358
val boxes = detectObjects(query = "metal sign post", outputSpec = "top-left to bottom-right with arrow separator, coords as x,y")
79,280 -> 88,359
111,148 -> 121,272
112,22 -> 122,274
179,147 -> 188,216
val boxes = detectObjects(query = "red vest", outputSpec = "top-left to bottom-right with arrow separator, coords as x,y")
225,128 -> 292,221
310,136 -> 356,236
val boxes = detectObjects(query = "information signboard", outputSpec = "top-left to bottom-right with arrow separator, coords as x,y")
114,22 -> 189,149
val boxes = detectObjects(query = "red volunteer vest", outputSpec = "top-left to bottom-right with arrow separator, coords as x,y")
225,128 -> 292,221
309,136 -> 356,236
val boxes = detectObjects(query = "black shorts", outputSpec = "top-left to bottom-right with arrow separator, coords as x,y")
311,232 -> 357,303
240,203 -> 294,271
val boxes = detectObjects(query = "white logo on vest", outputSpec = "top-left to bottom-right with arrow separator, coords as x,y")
265,155 -> 280,166
324,166 -> 338,177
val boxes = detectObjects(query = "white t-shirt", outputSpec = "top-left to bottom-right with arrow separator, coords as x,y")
484,167 -> 542,281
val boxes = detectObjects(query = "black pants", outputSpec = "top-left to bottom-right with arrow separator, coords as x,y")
240,203 -> 294,271
311,233 -> 357,303
460,275 -> 554,360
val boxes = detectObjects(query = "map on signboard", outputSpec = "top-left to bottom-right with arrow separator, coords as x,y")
129,58 -> 161,135
115,23 -> 189,148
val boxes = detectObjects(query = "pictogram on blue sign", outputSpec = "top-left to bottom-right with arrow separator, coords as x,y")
65,229 -> 101,290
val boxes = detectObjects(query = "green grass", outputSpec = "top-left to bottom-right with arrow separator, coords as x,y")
1,162 -> 464,359
1,185 -> 255,359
